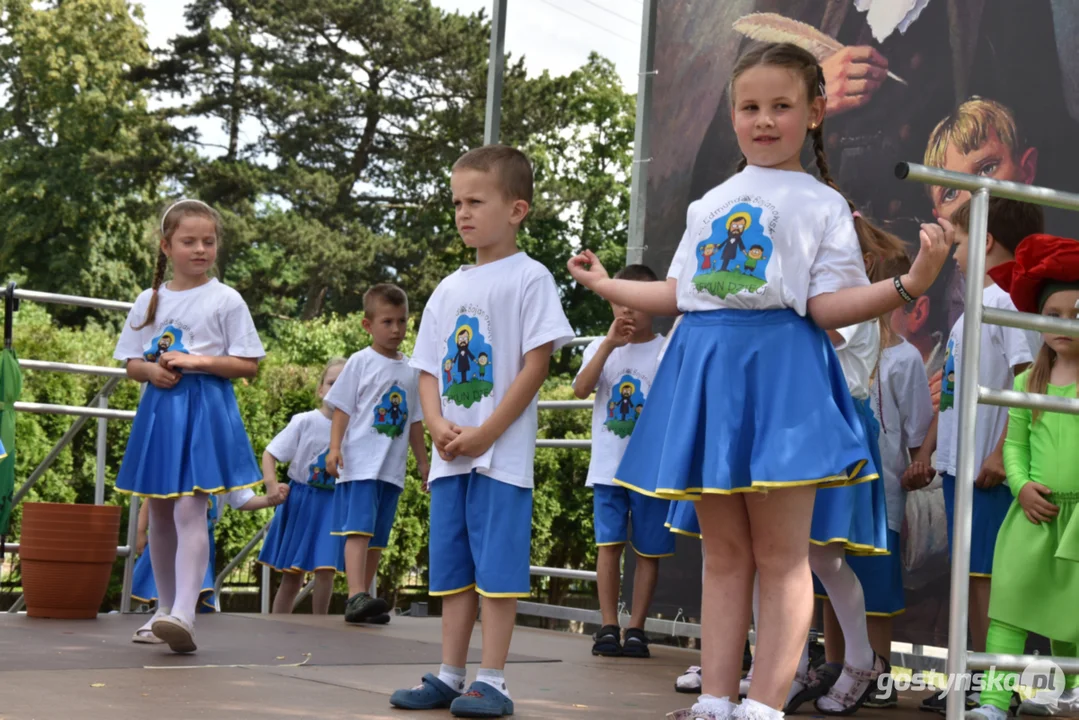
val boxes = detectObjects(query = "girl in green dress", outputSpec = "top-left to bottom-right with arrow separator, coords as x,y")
970,234 -> 1079,720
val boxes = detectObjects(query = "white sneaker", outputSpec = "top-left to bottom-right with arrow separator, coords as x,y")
966,704 -> 1008,720
1018,688 -> 1079,717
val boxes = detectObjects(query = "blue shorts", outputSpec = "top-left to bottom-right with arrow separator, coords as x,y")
429,472 -> 532,598
593,484 -> 675,558
331,479 -> 402,550
942,473 -> 1012,576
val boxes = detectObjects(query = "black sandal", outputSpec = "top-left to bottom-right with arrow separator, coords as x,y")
785,661 -> 841,714
622,627 -> 650,658
591,624 -> 622,656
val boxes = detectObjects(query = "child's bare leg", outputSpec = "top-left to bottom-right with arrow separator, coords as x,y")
969,576 -> 991,652
442,589 -> 479,668
823,599 -> 845,663
364,548 -> 382,592
629,555 -> 659,629
745,486 -> 817,710
344,535 -> 370,597
696,493 -> 755,701
272,572 -> 304,614
867,616 -> 893,660
480,597 -> 517,669
312,569 -> 335,615
596,544 -> 623,627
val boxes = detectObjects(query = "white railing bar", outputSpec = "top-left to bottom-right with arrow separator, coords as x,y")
2,542 -> 131,558
566,337 -> 600,348
536,439 -> 590,449
978,387 -> 1079,416
214,522 -> 269,596
529,565 -> 597,581
982,306 -> 1079,338
13,401 -> 135,421
896,163 -> 1079,212
969,652 -> 1079,675
538,400 -> 591,410
516,600 -> 702,639
18,359 -> 129,378
2,287 -> 133,312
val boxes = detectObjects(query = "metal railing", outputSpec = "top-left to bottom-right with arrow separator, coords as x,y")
896,163 -> 1079,718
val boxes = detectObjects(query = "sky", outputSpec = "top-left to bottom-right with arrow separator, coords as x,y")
138,0 -> 645,90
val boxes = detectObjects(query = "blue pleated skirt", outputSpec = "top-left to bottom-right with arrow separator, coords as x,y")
810,396 -> 889,555
115,374 -> 262,498
666,499 -> 701,538
131,520 -> 218,612
613,309 -> 876,499
258,482 -> 344,574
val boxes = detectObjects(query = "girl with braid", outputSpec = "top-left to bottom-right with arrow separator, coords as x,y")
114,199 -> 266,654
569,42 -> 954,720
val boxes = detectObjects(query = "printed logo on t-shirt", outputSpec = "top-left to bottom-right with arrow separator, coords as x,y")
441,313 -> 494,409
372,385 -> 410,439
693,201 -> 774,299
940,338 -> 956,412
604,374 -> 646,439
143,324 -> 189,362
308,449 -> 335,489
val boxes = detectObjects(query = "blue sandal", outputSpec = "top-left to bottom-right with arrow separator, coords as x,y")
389,673 -> 462,710
449,681 -> 515,718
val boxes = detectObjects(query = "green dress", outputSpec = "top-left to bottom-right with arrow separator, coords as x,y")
991,372 -> 1079,643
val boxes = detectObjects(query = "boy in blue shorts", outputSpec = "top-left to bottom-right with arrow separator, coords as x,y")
390,145 -> 574,718
572,264 -> 671,659
905,197 -> 1043,713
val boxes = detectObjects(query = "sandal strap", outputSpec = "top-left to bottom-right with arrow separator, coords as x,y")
822,656 -> 884,708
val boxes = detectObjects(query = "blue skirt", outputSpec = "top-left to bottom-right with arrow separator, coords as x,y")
258,482 -> 344,574
811,396 -> 889,555
666,499 -> 701,538
131,521 -> 218,612
115,374 -> 262,498
613,309 -> 876,499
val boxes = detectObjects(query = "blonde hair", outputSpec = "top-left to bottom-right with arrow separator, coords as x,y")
133,199 -> 223,331
320,357 -> 348,387
924,97 -> 1022,171
1026,345 -> 1055,425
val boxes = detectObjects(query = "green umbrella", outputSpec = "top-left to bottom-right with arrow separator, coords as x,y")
0,345 -> 20,536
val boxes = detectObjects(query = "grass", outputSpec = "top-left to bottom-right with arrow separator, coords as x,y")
444,377 -> 494,409
692,269 -> 766,298
374,422 -> 405,439
604,418 -> 637,439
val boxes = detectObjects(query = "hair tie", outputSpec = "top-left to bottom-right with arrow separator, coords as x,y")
852,211 -> 862,219
160,198 -> 213,236
816,66 -> 827,99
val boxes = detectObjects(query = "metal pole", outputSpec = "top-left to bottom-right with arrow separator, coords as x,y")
120,495 -> 139,613
895,163 -> 1079,212
626,0 -> 657,265
945,188 -> 990,720
293,578 -> 315,611
261,563 -> 271,614
483,0 -> 507,145
94,395 -> 107,506
213,522 -> 269,597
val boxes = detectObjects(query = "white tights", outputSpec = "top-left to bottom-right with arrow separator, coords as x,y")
148,495 -> 210,625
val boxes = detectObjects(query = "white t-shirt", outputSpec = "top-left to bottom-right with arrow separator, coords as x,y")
834,321 -> 880,400
411,252 -> 575,489
667,166 -> 869,316
576,335 -> 666,487
265,410 -> 335,489
211,488 -> 257,522
872,339 -> 933,532
324,348 -> 424,488
935,284 -> 1040,477
114,278 -> 265,367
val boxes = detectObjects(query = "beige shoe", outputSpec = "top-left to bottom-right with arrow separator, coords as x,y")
151,614 -> 196,653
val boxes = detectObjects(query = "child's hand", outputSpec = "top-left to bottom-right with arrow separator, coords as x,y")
159,351 -> 204,372
902,461 -> 935,491
1019,482 -> 1058,524
928,369 -> 942,412
567,250 -> 610,290
444,426 -> 494,459
975,449 -> 1007,489
604,317 -> 635,349
430,419 -> 462,461
145,362 -> 181,390
418,460 -> 431,488
135,531 -> 148,556
273,484 -> 289,505
906,218 -> 955,297
325,449 -> 343,478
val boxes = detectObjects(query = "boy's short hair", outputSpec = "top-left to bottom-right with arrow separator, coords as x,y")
951,197 -> 1045,255
453,145 -> 533,205
924,97 -> 1022,170
614,264 -> 659,282
363,283 -> 408,317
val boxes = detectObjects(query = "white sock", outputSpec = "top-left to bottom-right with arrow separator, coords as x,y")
808,544 -> 875,670
1058,688 -> 1079,708
438,664 -> 466,693
476,668 -> 509,699
735,697 -> 784,720
171,495 -> 210,626
693,694 -> 737,718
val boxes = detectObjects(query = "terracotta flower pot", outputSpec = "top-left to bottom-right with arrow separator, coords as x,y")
19,502 -> 122,619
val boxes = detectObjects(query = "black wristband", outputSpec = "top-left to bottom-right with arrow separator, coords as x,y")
894,275 -> 915,303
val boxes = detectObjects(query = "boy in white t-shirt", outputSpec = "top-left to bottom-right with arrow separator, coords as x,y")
905,198 -> 1042,713
390,146 -> 573,718
572,264 -> 670,660
324,284 -> 428,625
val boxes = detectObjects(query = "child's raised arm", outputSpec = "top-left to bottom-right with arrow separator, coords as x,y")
568,251 -> 680,317
261,450 -> 282,498
573,321 -> 633,399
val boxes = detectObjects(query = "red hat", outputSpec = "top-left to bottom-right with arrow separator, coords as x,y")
987,234 -> 1079,314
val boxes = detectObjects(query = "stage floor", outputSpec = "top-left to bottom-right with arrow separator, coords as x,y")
0,613 -> 935,719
